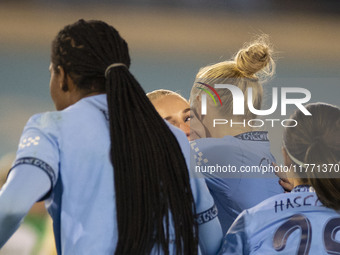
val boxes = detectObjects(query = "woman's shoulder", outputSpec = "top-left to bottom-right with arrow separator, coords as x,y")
26,95 -> 107,129
191,136 -> 238,149
190,136 -> 242,159
25,111 -> 63,130
191,131 -> 272,159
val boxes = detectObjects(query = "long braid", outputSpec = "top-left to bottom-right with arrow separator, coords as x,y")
51,19 -> 198,254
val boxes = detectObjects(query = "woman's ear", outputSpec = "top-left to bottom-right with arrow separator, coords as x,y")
189,98 -> 207,139
194,96 -> 205,121
281,147 -> 297,187
57,66 -> 68,92
282,147 -> 292,166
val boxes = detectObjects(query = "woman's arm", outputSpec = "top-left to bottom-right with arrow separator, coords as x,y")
219,211 -> 248,255
168,123 -> 223,254
0,165 -> 51,247
197,206 -> 223,254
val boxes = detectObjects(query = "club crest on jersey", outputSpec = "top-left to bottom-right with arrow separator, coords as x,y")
19,136 -> 40,149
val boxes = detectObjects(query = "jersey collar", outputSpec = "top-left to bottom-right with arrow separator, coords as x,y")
292,185 -> 315,193
234,131 -> 269,142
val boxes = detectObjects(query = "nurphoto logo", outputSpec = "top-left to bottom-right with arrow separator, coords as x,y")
197,83 -> 312,128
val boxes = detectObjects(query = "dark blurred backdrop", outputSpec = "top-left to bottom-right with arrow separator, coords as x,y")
0,0 -> 339,162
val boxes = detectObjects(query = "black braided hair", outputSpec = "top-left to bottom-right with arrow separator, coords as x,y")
51,19 -> 198,254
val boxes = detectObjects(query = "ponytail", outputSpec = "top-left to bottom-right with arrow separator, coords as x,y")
107,67 -> 198,254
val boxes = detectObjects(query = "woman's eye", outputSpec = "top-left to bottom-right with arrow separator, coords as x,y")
184,116 -> 191,122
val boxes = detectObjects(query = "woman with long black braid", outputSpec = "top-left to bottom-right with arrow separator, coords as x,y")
0,20 -> 222,254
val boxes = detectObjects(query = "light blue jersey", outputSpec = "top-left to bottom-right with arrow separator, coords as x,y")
2,94 -> 222,254
220,185 -> 340,254
191,131 -> 283,233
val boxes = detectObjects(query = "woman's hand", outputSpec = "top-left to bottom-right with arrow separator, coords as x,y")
273,163 -> 294,192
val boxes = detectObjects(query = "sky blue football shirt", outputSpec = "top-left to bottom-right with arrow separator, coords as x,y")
3,94 -> 222,254
191,132 -> 283,233
220,185 -> 340,254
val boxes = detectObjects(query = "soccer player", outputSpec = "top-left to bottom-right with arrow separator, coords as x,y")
0,20 -> 222,254
220,103 -> 340,254
189,36 -> 283,233
147,89 -> 201,140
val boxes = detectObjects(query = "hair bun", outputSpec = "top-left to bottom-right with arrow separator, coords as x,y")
235,36 -> 275,79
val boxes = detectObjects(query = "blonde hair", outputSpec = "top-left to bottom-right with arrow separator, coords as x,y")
190,35 -> 275,120
147,89 -> 188,103
284,103 -> 340,210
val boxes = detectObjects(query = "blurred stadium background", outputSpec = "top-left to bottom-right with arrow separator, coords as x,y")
0,0 -> 339,254
0,0 -> 339,163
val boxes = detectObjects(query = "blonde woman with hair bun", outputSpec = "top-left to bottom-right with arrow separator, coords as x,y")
190,35 -> 276,137
190,36 -> 283,234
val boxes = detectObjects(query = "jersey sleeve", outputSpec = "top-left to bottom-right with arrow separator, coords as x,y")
166,122 -> 217,214
0,112 -> 59,248
11,113 -> 60,198
0,165 -> 52,248
219,210 -> 249,255
166,122 -> 223,254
